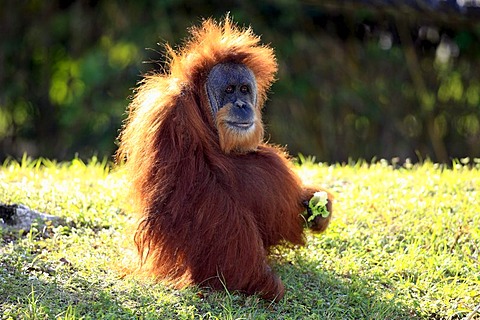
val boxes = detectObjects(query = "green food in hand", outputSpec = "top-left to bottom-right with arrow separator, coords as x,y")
307,191 -> 330,221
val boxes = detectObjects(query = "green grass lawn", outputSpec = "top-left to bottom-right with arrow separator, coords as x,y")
1,157 -> 479,319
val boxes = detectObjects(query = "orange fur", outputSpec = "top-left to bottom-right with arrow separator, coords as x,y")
117,16 -> 332,301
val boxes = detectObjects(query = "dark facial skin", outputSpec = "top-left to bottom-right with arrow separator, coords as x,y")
206,63 -> 258,130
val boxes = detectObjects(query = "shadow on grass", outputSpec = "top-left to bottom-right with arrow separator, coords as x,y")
275,259 -> 422,320
1,237 -> 434,319
0,249 -> 423,320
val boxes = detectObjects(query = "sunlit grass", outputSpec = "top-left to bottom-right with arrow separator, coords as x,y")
1,157 -> 479,319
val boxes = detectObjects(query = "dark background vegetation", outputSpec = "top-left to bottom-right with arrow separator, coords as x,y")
1,0 -> 480,163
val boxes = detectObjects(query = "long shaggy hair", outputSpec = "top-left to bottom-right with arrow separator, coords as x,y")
117,16 -> 331,301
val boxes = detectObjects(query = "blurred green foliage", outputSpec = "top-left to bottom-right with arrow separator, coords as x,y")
1,0 -> 479,162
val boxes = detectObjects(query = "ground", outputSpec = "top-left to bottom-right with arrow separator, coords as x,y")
0,157 -> 479,319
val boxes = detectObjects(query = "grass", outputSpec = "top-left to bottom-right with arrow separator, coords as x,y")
0,156 -> 479,319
